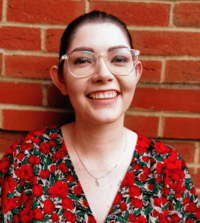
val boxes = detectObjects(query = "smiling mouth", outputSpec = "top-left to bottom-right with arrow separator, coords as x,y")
87,91 -> 118,99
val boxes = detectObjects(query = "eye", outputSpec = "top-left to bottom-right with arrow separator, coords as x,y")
111,56 -> 129,65
73,57 -> 93,66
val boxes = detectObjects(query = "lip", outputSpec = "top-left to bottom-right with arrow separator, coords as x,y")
86,90 -> 119,105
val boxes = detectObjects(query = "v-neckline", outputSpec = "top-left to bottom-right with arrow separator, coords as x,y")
59,127 -> 139,223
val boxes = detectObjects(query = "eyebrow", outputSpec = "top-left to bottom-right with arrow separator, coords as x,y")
71,45 -> 129,53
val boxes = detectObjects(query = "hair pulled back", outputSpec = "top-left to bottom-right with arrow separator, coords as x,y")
58,11 -> 133,72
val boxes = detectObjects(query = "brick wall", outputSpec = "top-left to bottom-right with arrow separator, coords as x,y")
0,0 -> 200,194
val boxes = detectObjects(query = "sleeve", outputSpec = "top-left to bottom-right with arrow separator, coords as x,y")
153,141 -> 200,222
0,139 -> 23,222
180,158 -> 200,222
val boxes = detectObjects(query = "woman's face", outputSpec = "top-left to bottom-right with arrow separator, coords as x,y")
60,23 -> 141,125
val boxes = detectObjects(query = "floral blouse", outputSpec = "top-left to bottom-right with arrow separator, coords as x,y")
0,127 -> 200,223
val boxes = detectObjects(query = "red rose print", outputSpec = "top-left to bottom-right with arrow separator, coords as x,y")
73,186 -> 82,196
0,157 -> 10,174
32,185 -> 43,197
49,140 -> 56,148
183,197 -> 191,206
88,215 -> 96,223
129,185 -> 141,197
32,137 -> 40,144
82,200 -> 89,208
21,143 -> 34,151
170,213 -> 180,222
129,214 -> 136,222
13,214 -> 19,222
39,142 -> 50,154
154,197 -> 161,207
154,142 -> 170,154
48,180 -> 68,198
148,184 -> 154,191
131,198 -> 143,209
52,213 -> 60,222
50,164 -> 56,173
64,210 -> 76,222
15,163 -> 34,185
29,176 -> 38,186
7,176 -> 17,193
197,208 -> 200,221
62,197 -> 74,210
50,133 -> 58,139
143,167 -> 150,175
190,187 -> 196,195
137,216 -> 147,223
28,156 -> 40,165
66,174 -> 75,183
58,162 -> 68,173
113,192 -> 123,206
121,171 -> 135,187
133,163 -> 141,171
20,209 -> 33,223
33,208 -> 44,220
140,173 -> 147,182
43,199 -> 55,214
40,169 -> 50,179
52,144 -> 67,161
186,220 -> 194,223
186,202 -> 197,213
120,202 -> 127,211
142,156 -> 150,162
17,153 -> 25,161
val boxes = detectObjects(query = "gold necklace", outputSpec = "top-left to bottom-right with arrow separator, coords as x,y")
71,126 -> 127,186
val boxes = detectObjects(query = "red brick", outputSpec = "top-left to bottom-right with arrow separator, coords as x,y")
175,3 -> 200,27
47,84 -> 74,109
0,53 -> 2,75
0,82 -> 43,105
131,88 -> 200,113
165,60 -> 200,83
163,117 -> 200,139
0,26 -> 40,50
2,109 -> 74,131
164,141 -> 195,163
140,60 -> 162,83
5,55 -> 57,79
46,28 -> 64,52
130,31 -> 200,56
124,114 -> 159,138
7,0 -> 85,24
189,168 -> 200,188
0,130 -> 27,153
91,2 -> 170,26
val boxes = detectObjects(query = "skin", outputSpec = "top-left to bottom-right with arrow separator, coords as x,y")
51,23 -> 141,128
50,22 -> 142,223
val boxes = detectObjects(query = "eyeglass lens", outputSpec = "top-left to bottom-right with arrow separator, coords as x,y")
67,49 -> 137,77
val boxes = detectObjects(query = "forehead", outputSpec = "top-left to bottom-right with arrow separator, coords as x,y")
67,23 -> 130,53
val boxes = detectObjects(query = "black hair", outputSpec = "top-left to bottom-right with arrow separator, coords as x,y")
58,11 -> 133,73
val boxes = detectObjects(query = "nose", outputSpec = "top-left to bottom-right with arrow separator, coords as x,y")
91,55 -> 114,83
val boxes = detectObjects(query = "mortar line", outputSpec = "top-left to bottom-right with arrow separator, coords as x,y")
2,0 -> 7,22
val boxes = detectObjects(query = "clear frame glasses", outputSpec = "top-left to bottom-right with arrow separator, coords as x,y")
60,48 -> 140,78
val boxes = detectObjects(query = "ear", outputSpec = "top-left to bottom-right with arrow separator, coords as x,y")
135,61 -> 142,83
50,65 -> 68,95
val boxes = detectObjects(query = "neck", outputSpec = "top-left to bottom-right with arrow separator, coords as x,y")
71,116 -> 125,159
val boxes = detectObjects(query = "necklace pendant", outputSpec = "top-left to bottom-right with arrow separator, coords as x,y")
96,179 -> 100,186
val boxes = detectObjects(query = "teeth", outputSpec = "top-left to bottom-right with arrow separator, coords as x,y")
89,92 -> 117,99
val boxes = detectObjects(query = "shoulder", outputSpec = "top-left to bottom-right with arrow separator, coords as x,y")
0,126 -> 64,176
136,132 -> 183,163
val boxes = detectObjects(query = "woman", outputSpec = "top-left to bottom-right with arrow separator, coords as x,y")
0,11 -> 200,223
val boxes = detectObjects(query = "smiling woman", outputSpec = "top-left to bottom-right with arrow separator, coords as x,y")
0,11 -> 200,223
